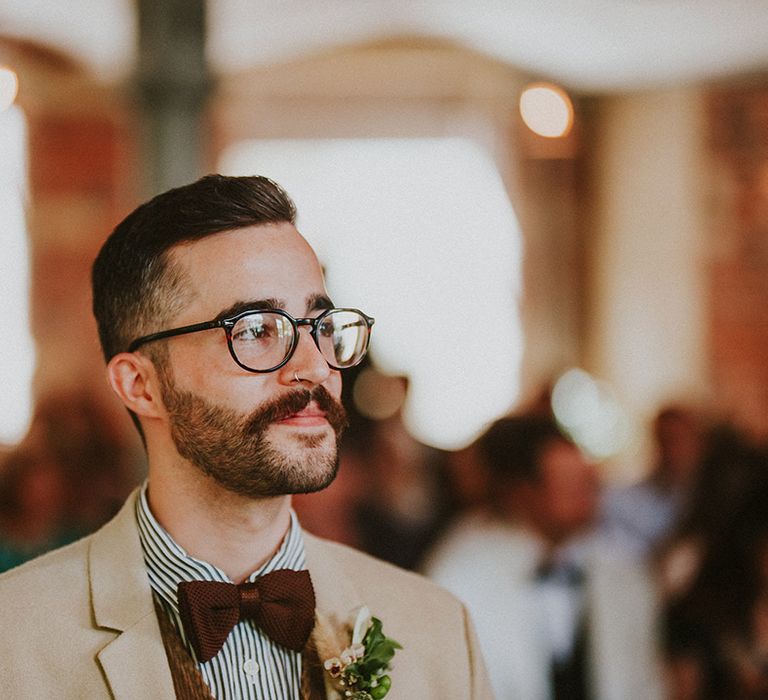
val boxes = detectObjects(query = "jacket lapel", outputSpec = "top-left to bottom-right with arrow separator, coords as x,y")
305,533 -> 366,627
304,534 -> 367,699
88,489 -> 176,699
87,497 -> 365,699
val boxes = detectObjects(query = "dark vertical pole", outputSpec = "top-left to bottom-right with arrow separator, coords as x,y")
136,0 -> 212,197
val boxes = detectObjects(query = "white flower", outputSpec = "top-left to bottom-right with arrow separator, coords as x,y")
324,657 -> 343,678
340,643 -> 366,665
322,606 -> 400,699
352,606 -> 372,645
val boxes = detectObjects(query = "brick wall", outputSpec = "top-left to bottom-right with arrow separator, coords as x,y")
708,79 -> 768,440
1,38 -> 140,443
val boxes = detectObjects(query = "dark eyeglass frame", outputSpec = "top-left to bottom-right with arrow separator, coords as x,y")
127,307 -> 375,373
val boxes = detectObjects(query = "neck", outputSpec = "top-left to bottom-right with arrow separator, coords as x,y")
146,459 -> 292,584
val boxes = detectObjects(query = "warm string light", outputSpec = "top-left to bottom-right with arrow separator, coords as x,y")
0,67 -> 19,112
519,82 -> 573,138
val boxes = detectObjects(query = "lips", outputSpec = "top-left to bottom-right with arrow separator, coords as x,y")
245,385 -> 349,437
277,402 -> 329,427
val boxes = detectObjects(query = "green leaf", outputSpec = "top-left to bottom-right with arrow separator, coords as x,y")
363,618 -> 385,647
344,616 -> 401,694
370,675 -> 392,699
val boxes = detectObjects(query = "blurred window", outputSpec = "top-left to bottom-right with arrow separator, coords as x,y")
0,105 -> 35,444
220,138 -> 523,449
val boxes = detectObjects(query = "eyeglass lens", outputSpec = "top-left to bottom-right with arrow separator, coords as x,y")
230,309 -> 369,371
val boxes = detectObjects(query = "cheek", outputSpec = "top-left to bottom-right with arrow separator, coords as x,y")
168,352 -> 273,408
327,373 -> 343,400
167,335 -> 235,381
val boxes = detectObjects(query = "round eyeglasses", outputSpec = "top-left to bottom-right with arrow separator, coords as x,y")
127,307 -> 375,373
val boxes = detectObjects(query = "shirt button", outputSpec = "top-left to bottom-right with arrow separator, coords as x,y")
243,659 -> 260,677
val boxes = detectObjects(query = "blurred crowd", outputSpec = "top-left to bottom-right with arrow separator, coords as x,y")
296,366 -> 768,700
3,371 -> 768,699
0,392 -> 142,571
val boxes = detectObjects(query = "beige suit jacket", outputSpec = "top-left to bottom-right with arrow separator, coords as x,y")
0,490 -> 493,699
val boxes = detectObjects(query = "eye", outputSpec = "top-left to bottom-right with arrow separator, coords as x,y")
235,324 -> 268,341
318,318 -> 335,338
231,315 -> 275,344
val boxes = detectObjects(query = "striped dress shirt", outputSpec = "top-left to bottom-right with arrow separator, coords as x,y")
136,484 -> 306,700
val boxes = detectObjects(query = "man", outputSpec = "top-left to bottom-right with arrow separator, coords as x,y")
424,415 -> 663,700
601,404 -> 705,560
0,175 -> 492,699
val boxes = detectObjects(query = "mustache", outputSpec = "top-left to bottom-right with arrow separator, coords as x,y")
245,385 -> 349,437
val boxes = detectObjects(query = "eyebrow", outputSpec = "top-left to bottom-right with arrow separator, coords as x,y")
213,294 -> 334,321
307,293 -> 334,312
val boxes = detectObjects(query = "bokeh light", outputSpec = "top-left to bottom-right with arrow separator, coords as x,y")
0,67 -> 19,112
0,106 -> 35,444
353,368 -> 408,421
519,82 -> 574,138
552,368 -> 630,460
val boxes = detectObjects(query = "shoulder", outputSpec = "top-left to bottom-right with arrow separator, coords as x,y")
0,535 -> 96,642
304,532 -> 472,648
0,533 -> 121,698
0,536 -> 94,644
586,534 -> 658,602
0,534 -> 91,599
601,479 -> 667,516
305,532 -> 462,612
304,533 -> 494,698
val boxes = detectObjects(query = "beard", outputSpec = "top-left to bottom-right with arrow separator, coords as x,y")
157,369 -> 348,499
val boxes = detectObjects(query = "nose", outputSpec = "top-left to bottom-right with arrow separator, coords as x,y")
278,326 -> 332,387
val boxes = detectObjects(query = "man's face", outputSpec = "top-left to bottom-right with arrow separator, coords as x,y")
530,440 -> 599,542
655,412 -> 703,485
154,222 -> 347,499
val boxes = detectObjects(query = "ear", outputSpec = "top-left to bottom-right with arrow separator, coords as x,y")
106,352 -> 166,420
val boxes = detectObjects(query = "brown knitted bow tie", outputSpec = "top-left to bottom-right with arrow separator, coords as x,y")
177,569 -> 316,663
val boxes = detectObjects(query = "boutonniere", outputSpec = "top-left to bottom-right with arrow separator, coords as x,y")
322,606 -> 402,700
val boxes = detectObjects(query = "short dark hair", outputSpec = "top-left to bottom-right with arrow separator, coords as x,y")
92,174 -> 297,362
477,414 -> 569,485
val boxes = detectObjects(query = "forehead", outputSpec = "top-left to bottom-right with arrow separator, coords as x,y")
169,222 -> 327,317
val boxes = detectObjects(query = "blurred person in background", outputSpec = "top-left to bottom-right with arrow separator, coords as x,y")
0,449 -> 72,571
601,404 -> 706,561
0,391 -> 140,572
656,425 -> 762,601
331,366 -> 455,570
424,414 -> 663,700
658,427 -> 768,699
26,391 -> 141,536
291,418 -> 368,550
353,412 -> 453,570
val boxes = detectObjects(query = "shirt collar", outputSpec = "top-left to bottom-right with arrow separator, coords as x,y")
135,481 -> 306,614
